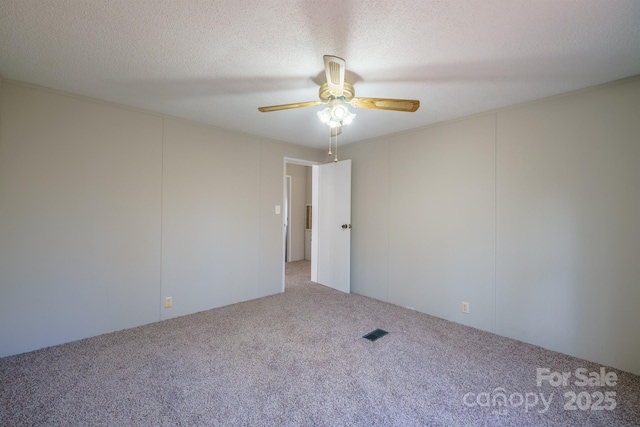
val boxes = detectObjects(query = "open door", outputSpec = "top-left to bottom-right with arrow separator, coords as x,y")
311,159 -> 351,293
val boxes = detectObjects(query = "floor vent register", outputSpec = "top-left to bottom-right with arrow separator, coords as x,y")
363,329 -> 388,341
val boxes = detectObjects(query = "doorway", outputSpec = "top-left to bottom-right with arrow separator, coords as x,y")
283,158 -> 319,290
283,159 -> 313,290
283,157 -> 352,293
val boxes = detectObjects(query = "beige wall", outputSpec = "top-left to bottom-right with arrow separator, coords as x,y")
306,166 -> 312,205
0,82 -> 162,353
3,74 -> 639,377
161,118 -> 262,317
341,76 -> 640,375
495,79 -> 640,373
389,115 -> 496,331
0,80 -> 324,357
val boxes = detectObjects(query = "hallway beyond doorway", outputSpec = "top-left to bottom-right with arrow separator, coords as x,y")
285,260 -> 311,290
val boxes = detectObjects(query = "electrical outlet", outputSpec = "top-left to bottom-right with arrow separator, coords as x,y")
462,301 -> 470,314
164,297 -> 173,308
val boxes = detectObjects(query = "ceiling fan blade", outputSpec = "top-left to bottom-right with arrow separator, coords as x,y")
323,55 -> 346,97
350,97 -> 420,112
258,100 -> 324,112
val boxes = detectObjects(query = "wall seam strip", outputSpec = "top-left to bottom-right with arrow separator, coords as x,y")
258,142 -> 263,294
387,140 -> 391,303
159,117 -> 165,321
493,112 -> 498,333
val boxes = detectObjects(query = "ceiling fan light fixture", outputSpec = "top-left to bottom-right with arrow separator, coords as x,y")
341,110 -> 356,125
317,107 -> 332,124
317,101 -> 356,128
259,55 -> 419,139
332,104 -> 348,119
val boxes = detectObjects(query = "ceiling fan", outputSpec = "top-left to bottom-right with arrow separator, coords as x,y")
258,55 -> 420,125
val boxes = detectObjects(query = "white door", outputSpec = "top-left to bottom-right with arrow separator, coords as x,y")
311,159 -> 351,293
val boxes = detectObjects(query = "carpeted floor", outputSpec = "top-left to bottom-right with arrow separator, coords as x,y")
1,260 -> 639,426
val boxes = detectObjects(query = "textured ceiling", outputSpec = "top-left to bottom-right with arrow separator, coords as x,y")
1,1 -> 639,149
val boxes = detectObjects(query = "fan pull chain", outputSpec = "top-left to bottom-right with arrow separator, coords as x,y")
328,127 -> 332,156
334,130 -> 338,163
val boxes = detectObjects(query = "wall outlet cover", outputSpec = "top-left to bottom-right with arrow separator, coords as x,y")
462,301 -> 470,314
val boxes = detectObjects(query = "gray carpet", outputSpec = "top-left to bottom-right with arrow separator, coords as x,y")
1,260 -> 639,426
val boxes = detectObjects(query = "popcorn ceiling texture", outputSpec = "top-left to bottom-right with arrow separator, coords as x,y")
0,0 -> 639,148
1,261 -> 639,426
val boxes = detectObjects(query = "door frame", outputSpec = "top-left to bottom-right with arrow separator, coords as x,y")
283,157 -> 321,291
284,175 -> 292,262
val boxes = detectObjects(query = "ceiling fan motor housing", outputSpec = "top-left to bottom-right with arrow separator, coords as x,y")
319,82 -> 355,103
